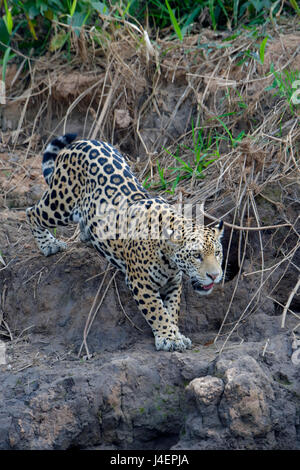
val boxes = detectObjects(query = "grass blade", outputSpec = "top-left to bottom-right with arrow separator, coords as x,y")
2,46 -> 11,82
3,0 -> 13,35
181,5 -> 201,37
214,116 -> 233,145
70,0 -> 77,17
165,148 -> 192,171
259,36 -> 268,65
208,0 -> 216,30
289,0 -> 300,16
165,0 -> 183,41
233,0 -> 239,26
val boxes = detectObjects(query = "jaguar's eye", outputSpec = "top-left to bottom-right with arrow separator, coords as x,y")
215,250 -> 221,256
194,254 -> 203,261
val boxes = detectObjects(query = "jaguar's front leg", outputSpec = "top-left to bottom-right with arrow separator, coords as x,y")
159,272 -> 192,349
129,276 -> 190,352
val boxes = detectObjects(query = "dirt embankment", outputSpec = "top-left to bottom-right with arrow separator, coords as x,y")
0,24 -> 299,449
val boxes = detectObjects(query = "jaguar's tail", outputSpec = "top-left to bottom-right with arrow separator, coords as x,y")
42,133 -> 77,185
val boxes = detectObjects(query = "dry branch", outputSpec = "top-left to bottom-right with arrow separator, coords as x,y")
281,276 -> 300,329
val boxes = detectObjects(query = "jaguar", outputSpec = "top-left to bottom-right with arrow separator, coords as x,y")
26,134 -> 224,351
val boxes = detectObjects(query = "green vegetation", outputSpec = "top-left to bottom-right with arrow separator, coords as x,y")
0,0 -> 298,57
0,0 -> 108,55
236,33 -> 270,66
129,0 -> 299,35
259,35 -> 268,65
266,66 -> 300,114
143,113 -> 246,193
0,1 -> 298,193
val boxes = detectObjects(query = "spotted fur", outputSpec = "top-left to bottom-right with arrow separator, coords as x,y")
26,135 -> 224,351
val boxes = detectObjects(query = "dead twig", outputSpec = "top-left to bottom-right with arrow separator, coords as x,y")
281,276 -> 300,329
78,266 -> 117,359
113,276 -> 144,332
202,210 -> 291,231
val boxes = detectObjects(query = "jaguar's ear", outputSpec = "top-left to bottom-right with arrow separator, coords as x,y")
214,220 -> 224,239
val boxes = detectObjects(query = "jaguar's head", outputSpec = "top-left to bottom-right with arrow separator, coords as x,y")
166,221 -> 224,295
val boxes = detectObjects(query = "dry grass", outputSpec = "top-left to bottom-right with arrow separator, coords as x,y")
0,18 -> 299,352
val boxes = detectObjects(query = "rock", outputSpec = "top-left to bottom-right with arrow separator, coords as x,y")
218,359 -> 273,439
173,353 -> 299,450
186,376 -> 224,407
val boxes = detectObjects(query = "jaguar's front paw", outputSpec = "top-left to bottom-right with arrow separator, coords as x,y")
41,239 -> 67,257
155,334 -> 191,352
176,332 -> 192,349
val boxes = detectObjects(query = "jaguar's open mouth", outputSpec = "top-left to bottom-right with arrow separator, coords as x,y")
191,280 -> 214,293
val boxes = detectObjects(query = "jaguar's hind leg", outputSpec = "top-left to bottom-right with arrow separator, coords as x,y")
70,207 -> 92,245
79,219 -> 92,243
26,191 -> 69,256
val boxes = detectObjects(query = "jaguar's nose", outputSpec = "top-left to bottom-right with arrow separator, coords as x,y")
207,273 -> 218,281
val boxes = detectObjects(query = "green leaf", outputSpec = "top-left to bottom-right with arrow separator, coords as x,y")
142,174 -> 152,189
165,0 -> 183,41
3,0 -> 13,35
214,116 -> 234,145
290,0 -> 300,15
259,36 -> 268,65
2,46 -> 12,82
208,0 -> 216,30
216,0 -> 229,20
70,0 -> 77,17
27,5 -> 40,19
167,150 -> 192,171
68,11 -> 89,36
249,0 -> 265,12
180,5 -> 201,37
91,2 -> 108,15
25,13 -> 38,40
44,9 -> 54,21
49,31 -> 70,52
0,18 -> 10,49
233,0 -> 239,26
